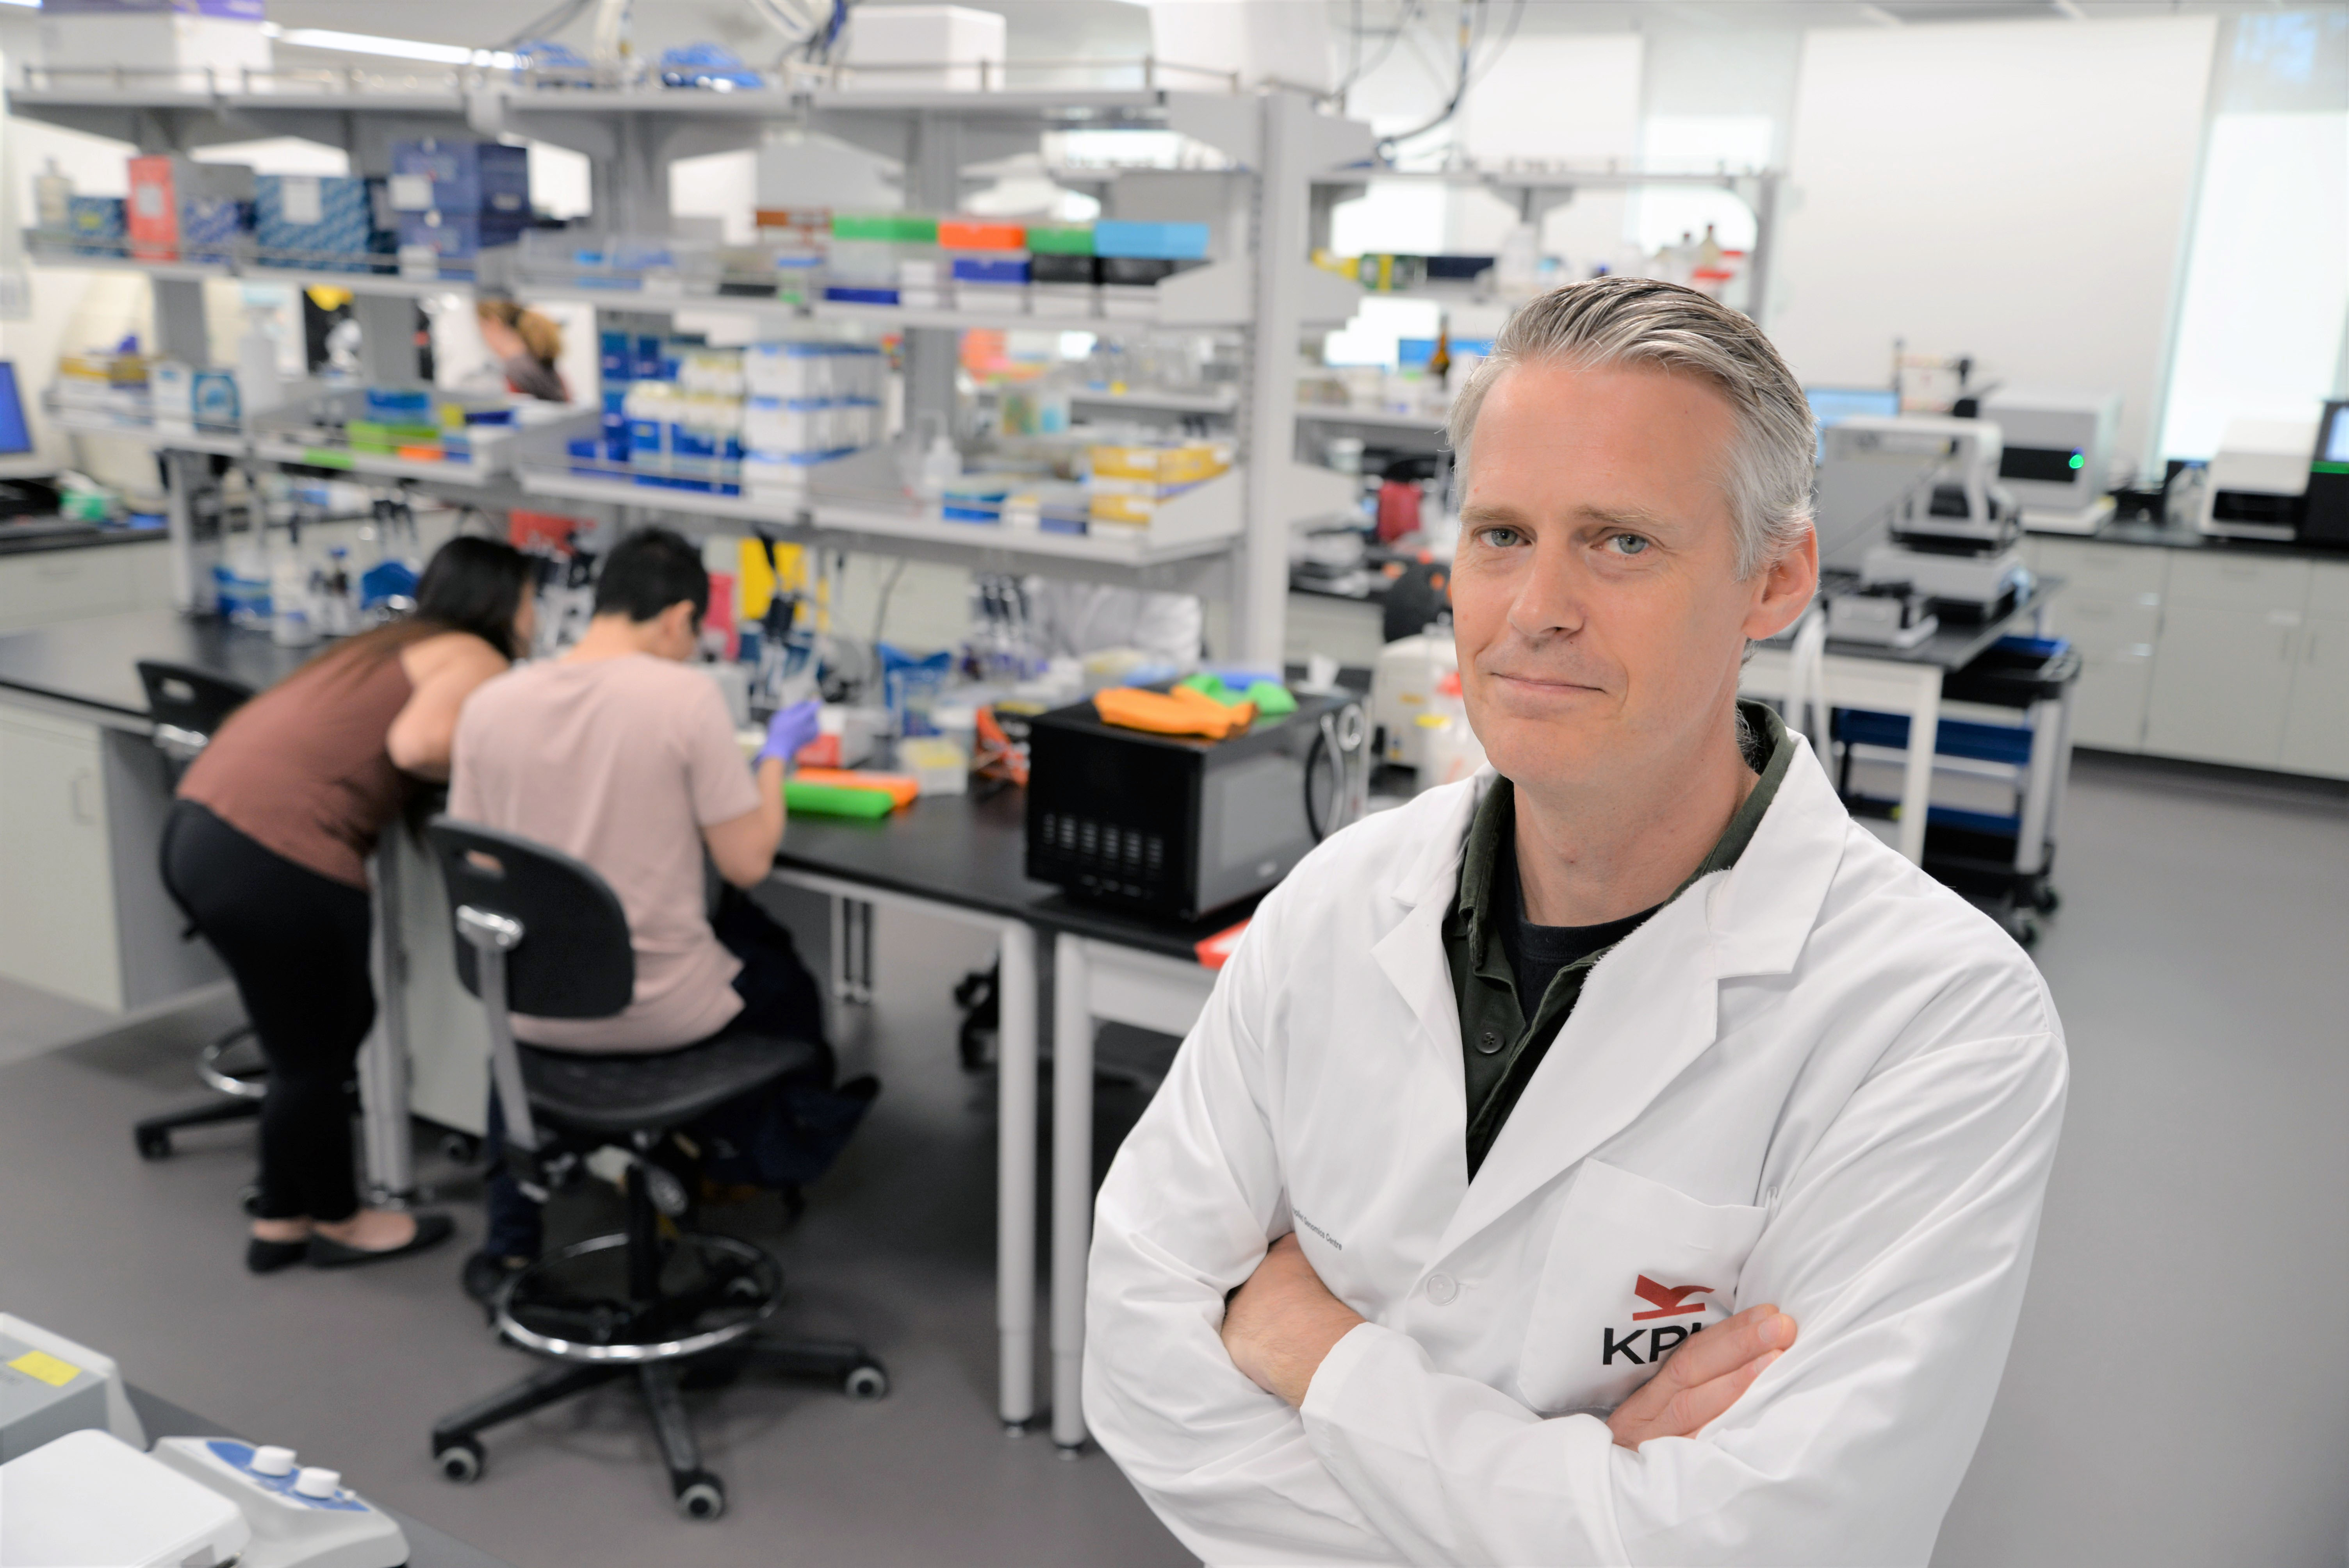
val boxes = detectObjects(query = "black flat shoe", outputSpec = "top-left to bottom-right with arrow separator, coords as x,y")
460,1249 -> 533,1309
246,1237 -> 310,1274
308,1213 -> 455,1269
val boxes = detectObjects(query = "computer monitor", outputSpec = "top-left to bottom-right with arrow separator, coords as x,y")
0,363 -> 34,460
2321,399 -> 2349,467
1805,385 -> 1901,462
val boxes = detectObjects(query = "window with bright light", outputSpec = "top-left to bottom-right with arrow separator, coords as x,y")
2158,111 -> 2349,461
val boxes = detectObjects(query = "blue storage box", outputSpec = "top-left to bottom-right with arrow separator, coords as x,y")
824,284 -> 900,306
66,195 -> 125,256
389,139 -> 529,219
396,210 -> 528,270
1091,220 -> 1210,260
600,331 -> 632,383
255,174 -> 393,270
951,256 -> 1028,285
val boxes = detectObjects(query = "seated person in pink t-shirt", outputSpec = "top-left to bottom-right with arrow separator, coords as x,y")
449,527 -> 875,1301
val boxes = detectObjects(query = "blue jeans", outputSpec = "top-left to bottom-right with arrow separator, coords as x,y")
481,887 -> 872,1260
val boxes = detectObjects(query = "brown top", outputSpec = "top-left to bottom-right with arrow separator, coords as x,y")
179,641 -> 418,888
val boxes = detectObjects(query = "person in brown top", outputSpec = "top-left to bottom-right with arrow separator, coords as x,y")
165,535 -> 536,1275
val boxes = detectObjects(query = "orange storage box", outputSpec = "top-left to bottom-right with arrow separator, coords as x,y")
937,217 -> 1026,251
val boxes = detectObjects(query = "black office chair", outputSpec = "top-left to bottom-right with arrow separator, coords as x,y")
421,817 -> 886,1522
1381,559 -> 1452,645
132,659 -> 268,1162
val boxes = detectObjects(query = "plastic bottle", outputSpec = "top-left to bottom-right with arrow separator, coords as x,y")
236,305 -> 285,416
1496,222 -> 1540,296
919,425 -> 961,502
223,532 -> 271,630
34,159 -> 71,233
320,547 -> 357,636
270,531 -> 318,647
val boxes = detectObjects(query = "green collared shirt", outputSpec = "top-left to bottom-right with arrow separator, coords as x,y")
1445,701 -> 1795,1176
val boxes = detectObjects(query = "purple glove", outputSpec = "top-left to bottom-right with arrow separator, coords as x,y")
758,699 -> 823,766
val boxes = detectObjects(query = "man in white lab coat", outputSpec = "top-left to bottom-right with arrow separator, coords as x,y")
1084,277 -> 2066,1567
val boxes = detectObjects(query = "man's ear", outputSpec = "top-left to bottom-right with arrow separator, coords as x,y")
1744,527 -> 1820,642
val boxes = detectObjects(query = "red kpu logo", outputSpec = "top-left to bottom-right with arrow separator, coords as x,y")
1630,1275 -> 1712,1321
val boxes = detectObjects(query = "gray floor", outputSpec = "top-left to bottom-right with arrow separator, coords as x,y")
1,753 -> 2344,1567
0,899 -> 1191,1568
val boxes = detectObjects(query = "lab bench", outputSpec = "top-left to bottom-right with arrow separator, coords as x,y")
0,611 -> 492,1160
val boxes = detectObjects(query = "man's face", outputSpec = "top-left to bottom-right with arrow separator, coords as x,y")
1449,360 -> 1814,791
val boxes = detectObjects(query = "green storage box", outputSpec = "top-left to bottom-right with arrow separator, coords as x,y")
829,212 -> 939,245
1024,223 -> 1095,255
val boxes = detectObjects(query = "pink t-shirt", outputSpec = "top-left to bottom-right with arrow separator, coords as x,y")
449,654 -> 761,1052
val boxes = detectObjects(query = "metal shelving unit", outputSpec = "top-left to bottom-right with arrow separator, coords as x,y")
6,64 -> 1376,662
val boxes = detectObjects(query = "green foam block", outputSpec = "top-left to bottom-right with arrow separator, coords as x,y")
784,779 -> 898,819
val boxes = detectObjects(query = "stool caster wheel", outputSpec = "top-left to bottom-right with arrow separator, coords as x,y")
238,1183 -> 263,1217
2035,886 -> 2061,914
434,1438 -> 484,1484
135,1129 -> 171,1161
438,1132 -> 481,1166
843,1362 -> 889,1402
673,1471 -> 725,1520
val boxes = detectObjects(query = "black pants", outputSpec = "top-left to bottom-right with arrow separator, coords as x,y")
483,887 -> 867,1259
161,800 -> 373,1223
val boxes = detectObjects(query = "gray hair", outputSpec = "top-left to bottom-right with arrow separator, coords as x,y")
1447,277 -> 1817,579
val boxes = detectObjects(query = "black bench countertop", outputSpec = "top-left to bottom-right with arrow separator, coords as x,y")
0,608 -> 316,721
0,609 -> 1246,959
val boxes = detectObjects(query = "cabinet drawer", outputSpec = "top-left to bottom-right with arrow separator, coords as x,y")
2067,649 -> 2154,752
2308,560 -> 2349,621
2164,550 -> 2311,614
0,549 -> 141,625
2048,595 -> 2159,656
2034,538 -> 2169,599
2143,603 -> 2298,767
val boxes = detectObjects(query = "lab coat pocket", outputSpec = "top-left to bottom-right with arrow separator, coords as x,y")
1515,1160 -> 1769,1417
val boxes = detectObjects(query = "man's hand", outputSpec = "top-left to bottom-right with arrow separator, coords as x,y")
1220,1233 -> 1365,1406
1606,1301 -> 1795,1450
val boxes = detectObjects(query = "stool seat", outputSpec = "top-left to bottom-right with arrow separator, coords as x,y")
520,1033 -> 821,1136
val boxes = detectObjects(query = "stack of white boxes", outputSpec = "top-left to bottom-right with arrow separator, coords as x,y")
743,342 -> 888,502
39,0 -> 274,91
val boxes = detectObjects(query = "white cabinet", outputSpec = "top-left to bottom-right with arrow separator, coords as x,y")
2143,552 -> 2314,770
0,544 -> 146,631
125,539 -> 176,608
0,706 -> 123,1010
2144,604 -> 2303,766
2281,562 -> 2349,777
2032,538 -> 2167,752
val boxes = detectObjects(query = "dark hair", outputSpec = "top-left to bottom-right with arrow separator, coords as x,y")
593,527 -> 709,626
326,534 -> 534,669
414,536 -> 536,658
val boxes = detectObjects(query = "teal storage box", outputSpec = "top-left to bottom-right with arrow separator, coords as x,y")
1091,220 -> 1210,260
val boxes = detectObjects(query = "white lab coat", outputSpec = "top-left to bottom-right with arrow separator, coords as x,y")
1025,577 -> 1203,666
1084,736 -> 2066,1567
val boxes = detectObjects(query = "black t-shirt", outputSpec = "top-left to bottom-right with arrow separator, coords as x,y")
1493,829 -> 1659,1009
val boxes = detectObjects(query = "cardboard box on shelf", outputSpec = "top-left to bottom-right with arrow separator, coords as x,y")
127,155 -> 254,263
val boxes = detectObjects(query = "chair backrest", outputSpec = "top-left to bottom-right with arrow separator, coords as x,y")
137,660 -> 256,765
423,817 -> 635,1020
1381,561 -> 1452,645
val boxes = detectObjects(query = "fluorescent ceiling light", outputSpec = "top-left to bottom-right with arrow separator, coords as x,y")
0,1 -> 39,10
261,24 -> 516,70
